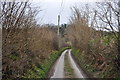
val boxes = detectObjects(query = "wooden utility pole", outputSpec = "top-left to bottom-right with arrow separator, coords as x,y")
58,15 -> 60,35
58,15 -> 60,49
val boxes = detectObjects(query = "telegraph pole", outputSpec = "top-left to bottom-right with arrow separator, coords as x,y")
58,15 -> 60,35
57,0 -> 64,49
58,15 -> 60,49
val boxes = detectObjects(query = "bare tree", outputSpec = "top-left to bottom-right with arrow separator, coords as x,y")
95,0 -> 120,69
1,1 -> 41,78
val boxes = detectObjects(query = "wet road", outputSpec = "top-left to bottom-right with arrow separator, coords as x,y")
51,50 -> 68,78
68,49 -> 85,78
50,49 -> 86,78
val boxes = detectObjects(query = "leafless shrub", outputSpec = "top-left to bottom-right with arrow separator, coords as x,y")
67,6 -> 93,53
95,0 -> 120,70
1,1 -> 57,78
66,4 -> 119,77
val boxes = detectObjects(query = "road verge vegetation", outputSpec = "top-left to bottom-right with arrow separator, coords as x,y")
66,6 -> 120,78
23,47 -> 71,78
71,48 -> 119,78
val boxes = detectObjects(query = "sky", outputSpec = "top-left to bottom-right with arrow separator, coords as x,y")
30,0 -> 105,25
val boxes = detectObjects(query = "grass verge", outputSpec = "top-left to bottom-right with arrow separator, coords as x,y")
22,47 -> 71,78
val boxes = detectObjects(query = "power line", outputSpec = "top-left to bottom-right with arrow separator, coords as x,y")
59,0 -> 63,14
59,0 -> 65,15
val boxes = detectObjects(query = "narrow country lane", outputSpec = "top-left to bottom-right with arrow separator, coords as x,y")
68,49 -> 87,78
50,49 -> 87,78
51,50 -> 68,78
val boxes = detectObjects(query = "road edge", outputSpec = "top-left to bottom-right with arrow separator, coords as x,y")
71,52 -> 94,78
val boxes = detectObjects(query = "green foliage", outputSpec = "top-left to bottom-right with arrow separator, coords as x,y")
71,48 -> 80,55
71,48 -> 97,76
8,54 -> 19,61
102,34 -> 115,45
71,47 -> 119,78
116,77 -> 120,80
102,36 -> 111,45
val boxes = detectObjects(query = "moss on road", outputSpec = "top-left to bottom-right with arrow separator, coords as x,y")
64,51 -> 75,78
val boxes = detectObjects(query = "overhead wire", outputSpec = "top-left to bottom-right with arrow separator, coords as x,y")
59,0 -> 65,15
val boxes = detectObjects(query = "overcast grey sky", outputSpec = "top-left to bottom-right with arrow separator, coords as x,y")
31,0 -> 104,25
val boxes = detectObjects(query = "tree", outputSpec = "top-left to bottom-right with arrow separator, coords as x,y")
0,1 -> 41,78
95,0 -> 120,69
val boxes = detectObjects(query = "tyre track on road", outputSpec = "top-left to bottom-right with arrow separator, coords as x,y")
50,49 -> 87,79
